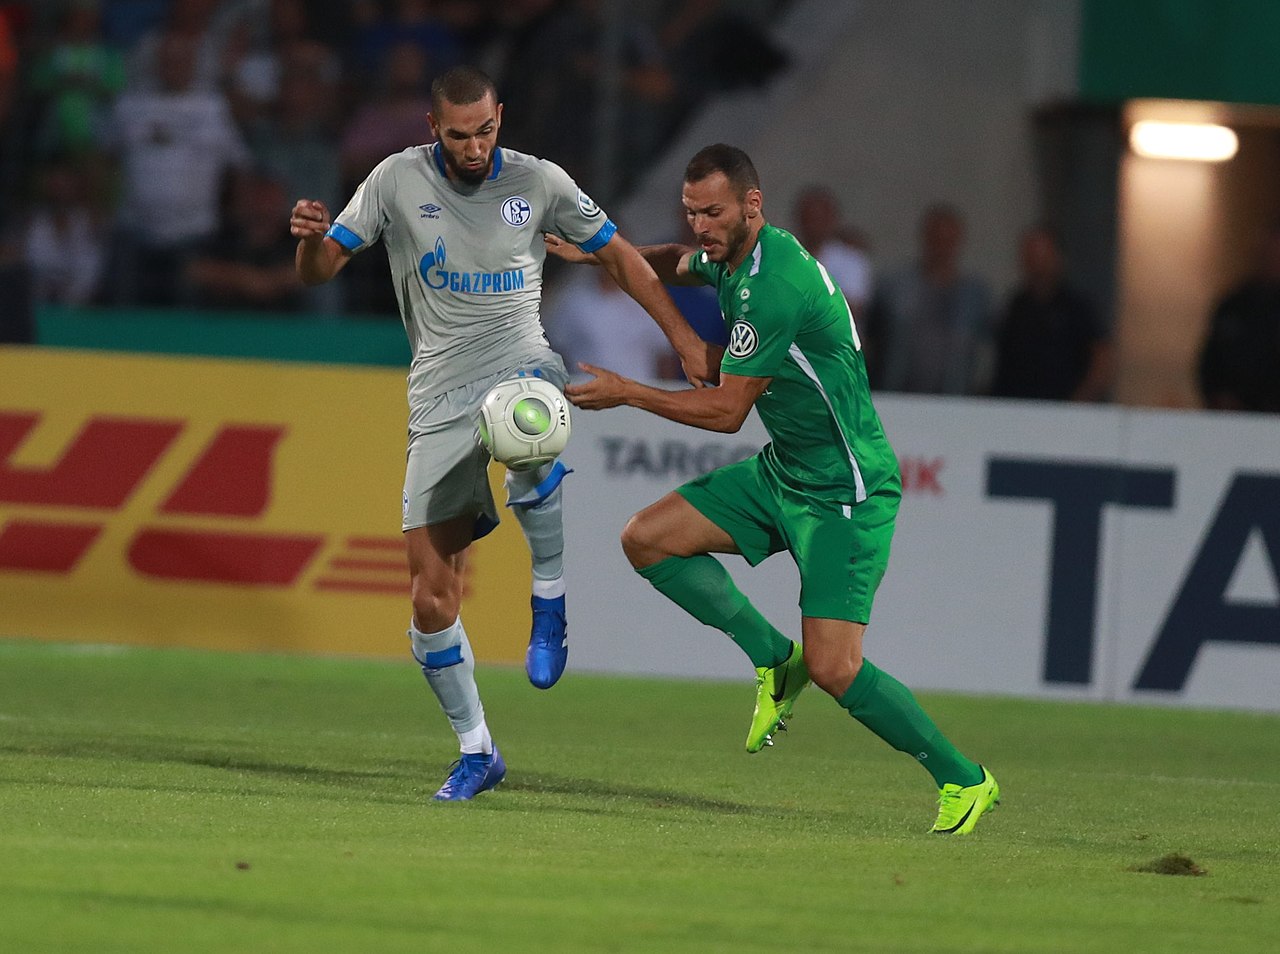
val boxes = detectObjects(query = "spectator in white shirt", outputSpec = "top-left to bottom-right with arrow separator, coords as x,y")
23,157 -> 106,306
106,31 -> 251,304
793,184 -> 873,317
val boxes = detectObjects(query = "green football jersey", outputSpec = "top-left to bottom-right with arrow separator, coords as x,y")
687,224 -> 898,502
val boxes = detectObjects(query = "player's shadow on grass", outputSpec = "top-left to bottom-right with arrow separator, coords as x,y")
494,771 -> 784,817
1,737 -> 428,804
5,738 -> 793,814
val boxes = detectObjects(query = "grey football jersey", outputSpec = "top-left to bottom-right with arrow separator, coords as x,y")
328,144 -> 616,404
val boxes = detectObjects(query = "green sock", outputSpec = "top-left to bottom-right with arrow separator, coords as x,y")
637,555 -> 793,668
838,659 -> 983,788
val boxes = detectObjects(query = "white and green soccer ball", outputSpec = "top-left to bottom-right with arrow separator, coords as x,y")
477,376 -> 571,471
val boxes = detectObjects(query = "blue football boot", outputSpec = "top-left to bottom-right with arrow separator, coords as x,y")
526,594 -> 568,689
432,746 -> 506,801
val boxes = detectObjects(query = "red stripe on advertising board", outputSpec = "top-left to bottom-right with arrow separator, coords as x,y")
314,578 -> 408,595
0,520 -> 102,572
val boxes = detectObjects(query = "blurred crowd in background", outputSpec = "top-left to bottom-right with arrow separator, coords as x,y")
0,0 -> 1275,411
0,0 -> 787,313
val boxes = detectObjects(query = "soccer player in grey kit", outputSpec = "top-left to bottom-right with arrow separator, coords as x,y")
290,67 -> 715,800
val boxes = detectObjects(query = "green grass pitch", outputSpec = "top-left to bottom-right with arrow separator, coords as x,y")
1,638 -> 1277,953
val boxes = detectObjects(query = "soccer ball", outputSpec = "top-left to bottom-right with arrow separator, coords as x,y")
477,376 -> 571,471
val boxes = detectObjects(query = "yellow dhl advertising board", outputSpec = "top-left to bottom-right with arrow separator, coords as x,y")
0,347 -> 531,662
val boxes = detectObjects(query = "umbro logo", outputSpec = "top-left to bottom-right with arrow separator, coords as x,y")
419,203 -> 442,219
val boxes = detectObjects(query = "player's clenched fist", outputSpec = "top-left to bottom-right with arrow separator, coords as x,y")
290,199 -> 331,241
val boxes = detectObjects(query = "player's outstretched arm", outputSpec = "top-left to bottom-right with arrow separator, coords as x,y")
543,234 -> 596,265
592,234 -> 722,385
566,364 -> 768,434
632,243 -> 703,286
290,199 -> 352,285
544,234 -> 701,286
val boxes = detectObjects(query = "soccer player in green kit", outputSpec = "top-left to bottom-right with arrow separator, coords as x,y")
553,144 -> 1000,833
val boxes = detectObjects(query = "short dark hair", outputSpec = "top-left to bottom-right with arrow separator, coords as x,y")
685,144 -> 760,197
431,66 -> 497,108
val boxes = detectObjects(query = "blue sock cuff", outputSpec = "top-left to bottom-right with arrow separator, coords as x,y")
507,460 -> 572,509
409,619 -> 465,668
422,645 -> 463,668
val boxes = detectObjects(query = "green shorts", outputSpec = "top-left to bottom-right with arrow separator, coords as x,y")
676,453 -> 900,623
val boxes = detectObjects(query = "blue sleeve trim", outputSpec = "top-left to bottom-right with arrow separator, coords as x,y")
326,223 -> 365,251
578,219 -> 617,254
423,645 -> 464,669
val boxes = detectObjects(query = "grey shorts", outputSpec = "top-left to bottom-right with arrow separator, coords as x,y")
402,360 -> 568,535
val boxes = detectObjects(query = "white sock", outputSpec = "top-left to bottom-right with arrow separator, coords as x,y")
532,576 -> 566,600
458,723 -> 493,755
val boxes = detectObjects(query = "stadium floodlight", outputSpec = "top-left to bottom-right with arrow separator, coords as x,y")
1129,120 -> 1238,162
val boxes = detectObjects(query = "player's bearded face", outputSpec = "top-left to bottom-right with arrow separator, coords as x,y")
718,209 -> 752,264
430,96 -> 502,185
684,173 -> 757,267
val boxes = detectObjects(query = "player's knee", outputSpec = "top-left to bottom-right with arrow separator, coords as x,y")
410,577 -> 461,632
620,512 -> 662,568
805,650 -> 859,698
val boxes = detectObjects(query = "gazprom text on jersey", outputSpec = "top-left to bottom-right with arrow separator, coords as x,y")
420,264 -> 526,294
418,244 -> 526,295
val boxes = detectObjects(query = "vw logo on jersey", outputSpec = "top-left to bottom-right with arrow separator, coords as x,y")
728,320 -> 759,358
576,189 -> 602,218
502,196 -> 532,227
